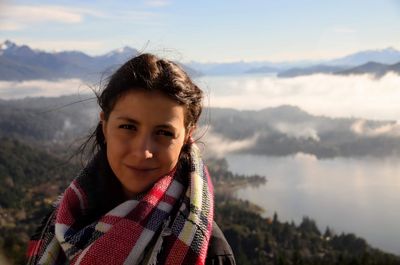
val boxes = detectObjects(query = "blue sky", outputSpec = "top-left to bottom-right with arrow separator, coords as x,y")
1,0 -> 400,62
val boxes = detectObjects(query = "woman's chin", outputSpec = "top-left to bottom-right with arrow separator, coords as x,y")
119,172 -> 160,198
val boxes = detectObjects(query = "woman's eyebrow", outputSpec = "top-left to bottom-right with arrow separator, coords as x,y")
116,116 -> 177,129
156,124 -> 177,130
116,116 -> 139,124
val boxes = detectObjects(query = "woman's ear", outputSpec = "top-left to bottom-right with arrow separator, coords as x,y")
185,126 -> 196,144
100,111 -> 107,140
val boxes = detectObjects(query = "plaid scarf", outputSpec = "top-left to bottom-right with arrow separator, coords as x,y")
27,144 -> 214,265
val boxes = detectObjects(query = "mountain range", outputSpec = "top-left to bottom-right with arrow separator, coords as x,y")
188,47 -> 400,77
0,40 -> 139,81
277,61 -> 400,78
328,47 -> 400,65
336,61 -> 400,77
1,40 -> 400,80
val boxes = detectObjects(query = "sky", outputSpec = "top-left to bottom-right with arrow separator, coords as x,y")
1,0 -> 400,62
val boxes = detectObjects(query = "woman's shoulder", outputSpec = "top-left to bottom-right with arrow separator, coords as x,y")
206,221 -> 236,265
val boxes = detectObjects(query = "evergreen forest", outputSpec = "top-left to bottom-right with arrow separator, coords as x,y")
1,137 -> 400,264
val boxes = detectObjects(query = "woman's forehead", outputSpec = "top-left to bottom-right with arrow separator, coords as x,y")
110,90 -> 186,126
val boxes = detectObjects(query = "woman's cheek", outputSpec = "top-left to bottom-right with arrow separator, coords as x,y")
109,135 -> 129,156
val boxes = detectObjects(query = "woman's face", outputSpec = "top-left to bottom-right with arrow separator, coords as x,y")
101,90 -> 191,198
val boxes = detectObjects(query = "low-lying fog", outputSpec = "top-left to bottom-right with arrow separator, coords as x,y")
1,73 -> 399,121
197,73 -> 400,121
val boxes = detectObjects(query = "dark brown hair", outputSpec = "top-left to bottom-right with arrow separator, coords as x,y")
80,53 -> 203,159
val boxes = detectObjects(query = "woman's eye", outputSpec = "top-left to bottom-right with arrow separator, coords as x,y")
157,130 -> 174,137
119,124 -> 135,130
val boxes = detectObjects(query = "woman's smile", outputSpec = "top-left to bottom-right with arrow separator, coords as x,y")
124,164 -> 160,176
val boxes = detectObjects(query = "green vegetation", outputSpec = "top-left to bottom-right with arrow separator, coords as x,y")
0,138 -> 399,264
207,157 -> 266,198
0,96 -> 97,143
208,157 -> 400,264
0,137 -> 79,265
215,201 -> 400,265
2,96 -> 400,160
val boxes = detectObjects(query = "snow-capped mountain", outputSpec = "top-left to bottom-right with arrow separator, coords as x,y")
0,40 -> 139,81
0,40 -> 18,54
102,46 -> 137,58
328,47 -> 400,66
1,40 -> 400,80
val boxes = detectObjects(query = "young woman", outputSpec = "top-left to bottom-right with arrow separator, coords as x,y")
27,54 -> 235,265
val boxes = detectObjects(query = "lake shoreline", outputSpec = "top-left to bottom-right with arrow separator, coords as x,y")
226,153 -> 400,256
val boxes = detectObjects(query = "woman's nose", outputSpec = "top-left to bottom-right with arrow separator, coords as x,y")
131,134 -> 154,159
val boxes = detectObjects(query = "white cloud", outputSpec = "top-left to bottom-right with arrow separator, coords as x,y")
112,10 -> 161,22
0,22 -> 22,31
0,5 -> 101,30
202,72 -> 400,121
0,79 -> 94,99
198,126 -> 259,157
275,123 -> 320,142
351,119 -> 400,137
293,152 -> 318,162
333,27 -> 356,34
0,3 -> 163,31
145,0 -> 171,7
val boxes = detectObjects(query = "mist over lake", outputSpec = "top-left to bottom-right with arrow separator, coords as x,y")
226,153 -> 400,255
2,73 -> 400,121
196,73 -> 400,121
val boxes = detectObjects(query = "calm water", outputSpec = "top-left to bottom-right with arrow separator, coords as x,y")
226,153 -> 400,255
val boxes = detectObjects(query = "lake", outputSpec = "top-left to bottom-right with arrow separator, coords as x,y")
226,153 -> 400,255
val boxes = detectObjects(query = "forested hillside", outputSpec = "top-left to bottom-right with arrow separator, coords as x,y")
0,138 -> 80,264
0,138 -> 399,264
2,96 -> 400,159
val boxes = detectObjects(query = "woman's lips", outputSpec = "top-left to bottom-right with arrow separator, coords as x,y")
125,165 -> 158,174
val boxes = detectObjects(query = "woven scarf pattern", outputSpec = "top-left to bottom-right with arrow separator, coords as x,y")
27,145 -> 214,265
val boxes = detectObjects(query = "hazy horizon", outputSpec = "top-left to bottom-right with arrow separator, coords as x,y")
1,1 -> 400,62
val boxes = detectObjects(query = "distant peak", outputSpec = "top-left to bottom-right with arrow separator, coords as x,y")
363,61 -> 384,65
103,46 -> 137,58
382,46 -> 398,52
367,47 -> 399,53
110,46 -> 134,54
274,104 -> 304,112
0,40 -> 17,50
120,46 -> 133,52
113,47 -> 126,54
